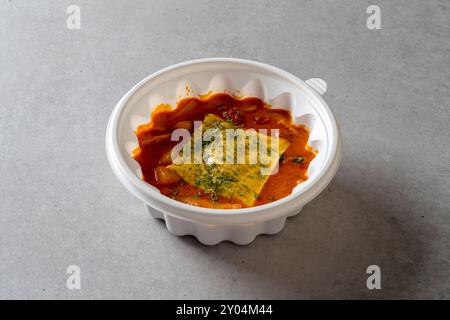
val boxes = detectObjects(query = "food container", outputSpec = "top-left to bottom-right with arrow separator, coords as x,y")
105,58 -> 342,245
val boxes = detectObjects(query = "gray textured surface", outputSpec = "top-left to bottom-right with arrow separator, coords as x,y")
1,0 -> 449,299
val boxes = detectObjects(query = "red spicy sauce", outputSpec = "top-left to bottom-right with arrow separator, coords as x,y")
133,94 -> 315,208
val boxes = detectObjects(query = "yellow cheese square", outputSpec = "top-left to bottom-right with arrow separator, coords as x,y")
169,114 -> 289,206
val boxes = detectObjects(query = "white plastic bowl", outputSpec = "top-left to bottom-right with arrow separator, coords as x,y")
106,58 -> 342,245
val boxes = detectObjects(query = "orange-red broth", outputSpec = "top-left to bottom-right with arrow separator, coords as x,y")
133,94 -> 315,209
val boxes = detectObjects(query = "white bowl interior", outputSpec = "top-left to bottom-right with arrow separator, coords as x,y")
115,60 -> 332,197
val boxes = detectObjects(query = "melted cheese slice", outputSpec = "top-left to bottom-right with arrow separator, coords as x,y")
169,114 -> 289,206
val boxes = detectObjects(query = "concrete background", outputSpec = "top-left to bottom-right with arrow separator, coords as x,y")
0,0 -> 449,299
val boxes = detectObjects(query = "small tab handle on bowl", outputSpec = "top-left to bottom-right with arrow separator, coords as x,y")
305,78 -> 327,96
